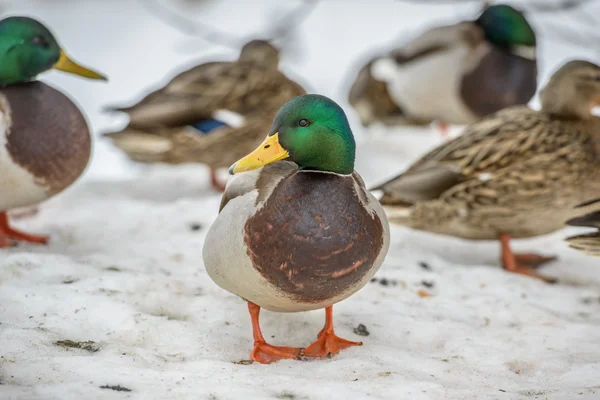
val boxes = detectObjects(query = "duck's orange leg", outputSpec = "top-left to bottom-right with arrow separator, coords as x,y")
303,306 -> 362,358
438,121 -> 450,140
0,212 -> 48,247
247,302 -> 302,364
499,233 -> 557,283
210,168 -> 226,192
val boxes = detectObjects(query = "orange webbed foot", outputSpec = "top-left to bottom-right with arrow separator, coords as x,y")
303,332 -> 362,358
250,342 -> 302,364
513,253 -> 557,269
0,212 -> 48,246
499,234 -> 557,284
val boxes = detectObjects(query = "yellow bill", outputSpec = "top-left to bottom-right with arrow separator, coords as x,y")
229,132 -> 289,175
53,50 -> 107,81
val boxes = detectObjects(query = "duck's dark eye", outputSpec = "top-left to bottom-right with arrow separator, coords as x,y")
31,35 -> 49,48
298,119 -> 310,127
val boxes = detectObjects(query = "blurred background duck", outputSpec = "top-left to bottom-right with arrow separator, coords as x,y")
565,198 -> 600,258
373,60 -> 600,283
103,40 -> 306,191
348,4 -> 537,137
0,16 -> 106,248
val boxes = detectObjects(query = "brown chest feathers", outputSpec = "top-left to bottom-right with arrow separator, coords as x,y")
1,81 -> 91,193
244,171 -> 384,303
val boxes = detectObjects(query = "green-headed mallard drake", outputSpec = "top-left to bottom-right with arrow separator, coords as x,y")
373,60 -> 600,283
203,94 -> 390,363
104,40 -> 306,191
0,16 -> 106,248
565,198 -> 600,258
348,4 -> 537,136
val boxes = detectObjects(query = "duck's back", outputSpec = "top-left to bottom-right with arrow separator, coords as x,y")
0,81 -> 90,210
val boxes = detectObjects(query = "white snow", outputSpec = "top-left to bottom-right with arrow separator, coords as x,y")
1,1 -> 600,399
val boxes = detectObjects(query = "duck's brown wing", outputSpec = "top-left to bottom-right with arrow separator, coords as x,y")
108,61 -> 305,129
375,107 -> 576,205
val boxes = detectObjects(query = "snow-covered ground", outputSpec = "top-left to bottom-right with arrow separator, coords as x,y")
1,1 -> 600,399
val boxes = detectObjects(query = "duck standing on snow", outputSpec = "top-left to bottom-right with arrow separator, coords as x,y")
203,95 -> 390,363
373,60 -> 600,283
104,40 -> 306,191
348,4 -> 537,135
565,199 -> 600,258
0,16 -> 106,248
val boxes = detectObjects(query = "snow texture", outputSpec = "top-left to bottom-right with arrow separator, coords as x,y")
1,1 -> 600,399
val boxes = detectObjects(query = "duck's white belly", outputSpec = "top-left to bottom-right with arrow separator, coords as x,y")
0,119 -> 49,211
203,190 -> 307,312
372,45 -> 477,125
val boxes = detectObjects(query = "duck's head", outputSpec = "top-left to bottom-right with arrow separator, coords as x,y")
475,4 -> 536,58
230,94 -> 356,175
0,16 -> 106,85
540,60 -> 600,119
238,40 -> 279,67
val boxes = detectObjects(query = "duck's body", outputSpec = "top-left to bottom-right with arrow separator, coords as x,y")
205,162 -> 389,313
0,82 -> 91,211
0,16 -> 105,247
203,95 -> 390,363
379,107 -> 600,240
348,5 -> 537,131
376,60 -> 600,282
566,199 -> 600,258
104,40 -> 306,190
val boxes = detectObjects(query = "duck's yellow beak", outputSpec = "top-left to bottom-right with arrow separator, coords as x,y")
53,50 -> 108,81
229,132 -> 289,175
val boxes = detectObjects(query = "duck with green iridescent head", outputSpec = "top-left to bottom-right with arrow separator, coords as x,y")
0,16 -> 106,247
348,4 -> 537,136
203,94 -> 390,364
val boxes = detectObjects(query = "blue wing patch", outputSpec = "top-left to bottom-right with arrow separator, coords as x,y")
191,118 -> 228,135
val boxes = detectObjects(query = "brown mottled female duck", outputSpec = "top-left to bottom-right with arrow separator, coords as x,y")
374,60 -> 600,283
104,40 -> 306,191
566,198 -> 600,258
0,16 -> 106,248
348,4 -> 537,136
203,95 -> 390,363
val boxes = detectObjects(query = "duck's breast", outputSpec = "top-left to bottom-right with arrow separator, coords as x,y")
0,82 -> 91,210
460,48 -> 537,118
248,171 -> 386,311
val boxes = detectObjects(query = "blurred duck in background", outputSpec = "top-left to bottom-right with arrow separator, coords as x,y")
104,40 -> 306,191
0,16 -> 106,248
566,198 -> 600,258
373,60 -> 600,283
347,4 -> 537,137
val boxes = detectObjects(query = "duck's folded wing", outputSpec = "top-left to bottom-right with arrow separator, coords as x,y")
390,22 -> 483,64
375,107 -> 563,205
108,62 -> 303,129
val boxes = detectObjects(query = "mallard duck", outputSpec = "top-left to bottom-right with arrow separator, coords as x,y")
104,40 -> 306,191
0,16 -> 106,248
373,60 -> 600,283
348,4 -> 537,136
565,198 -> 600,258
203,94 -> 390,363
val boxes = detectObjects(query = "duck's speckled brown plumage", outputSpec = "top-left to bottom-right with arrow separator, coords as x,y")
2,81 -> 90,194
244,170 -> 385,303
376,60 -> 600,241
104,41 -> 306,169
566,198 -> 600,257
